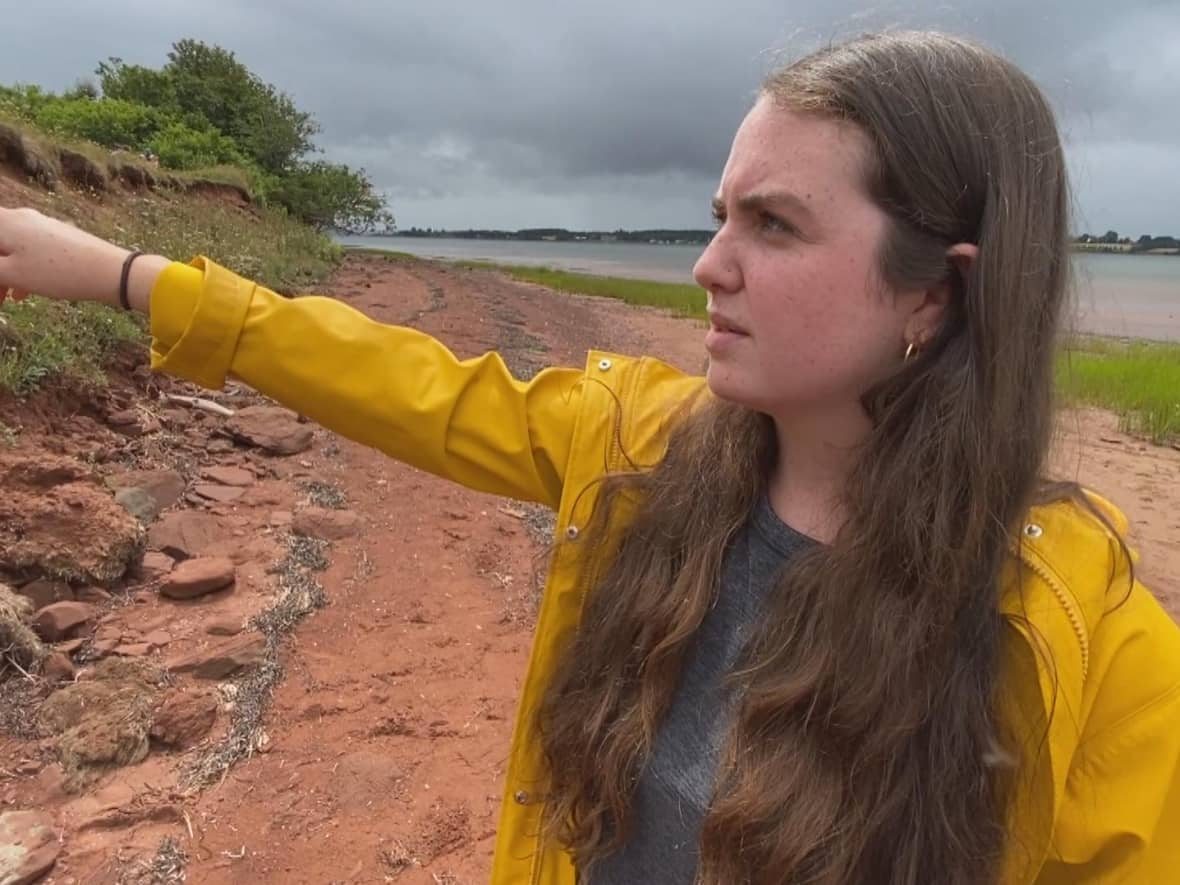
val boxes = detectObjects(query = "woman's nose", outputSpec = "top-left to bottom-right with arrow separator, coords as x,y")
693,231 -> 740,295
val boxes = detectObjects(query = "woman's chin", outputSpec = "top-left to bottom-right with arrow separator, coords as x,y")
704,363 -> 750,404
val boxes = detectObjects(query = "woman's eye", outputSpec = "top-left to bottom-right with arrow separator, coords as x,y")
711,207 -> 794,235
761,212 -> 793,234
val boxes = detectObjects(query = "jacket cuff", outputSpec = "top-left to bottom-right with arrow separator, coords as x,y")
149,257 -> 254,390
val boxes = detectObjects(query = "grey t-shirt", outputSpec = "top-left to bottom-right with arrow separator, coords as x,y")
585,494 -> 809,884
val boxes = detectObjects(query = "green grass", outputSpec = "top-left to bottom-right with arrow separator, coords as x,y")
0,106 -> 256,197
0,299 -> 143,394
1057,338 -> 1180,443
457,261 -> 707,319
91,195 -> 342,291
1,174 -> 341,396
171,164 -> 255,196
342,246 -> 419,262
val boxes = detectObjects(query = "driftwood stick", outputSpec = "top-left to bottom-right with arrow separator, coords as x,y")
164,393 -> 236,418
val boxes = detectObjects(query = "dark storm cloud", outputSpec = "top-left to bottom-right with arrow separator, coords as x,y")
3,0 -> 1177,231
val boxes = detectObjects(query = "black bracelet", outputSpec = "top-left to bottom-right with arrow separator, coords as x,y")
119,250 -> 144,311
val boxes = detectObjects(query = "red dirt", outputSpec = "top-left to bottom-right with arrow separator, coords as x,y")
1,251 -> 1177,885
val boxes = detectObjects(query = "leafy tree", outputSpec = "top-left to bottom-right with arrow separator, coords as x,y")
148,121 -> 247,170
33,98 -> 164,148
1131,235 -> 1180,252
1100,229 -> 1119,244
63,79 -> 100,101
96,59 -> 178,111
9,39 -> 392,230
269,161 -> 392,232
163,40 -> 319,174
98,42 -> 319,176
0,83 -> 51,119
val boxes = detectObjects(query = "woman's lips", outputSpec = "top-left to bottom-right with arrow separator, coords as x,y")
705,315 -> 749,353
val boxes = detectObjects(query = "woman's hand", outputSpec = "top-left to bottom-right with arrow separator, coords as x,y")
0,207 -> 169,312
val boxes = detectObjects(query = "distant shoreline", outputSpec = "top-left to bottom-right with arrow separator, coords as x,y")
1073,243 -> 1180,256
356,230 -> 1180,256
376,229 -> 714,246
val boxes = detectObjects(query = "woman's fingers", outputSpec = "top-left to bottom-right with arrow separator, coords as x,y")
0,208 -> 131,306
0,213 -> 33,299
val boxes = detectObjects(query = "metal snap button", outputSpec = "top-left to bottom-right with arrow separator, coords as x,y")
597,358 -> 612,371
1024,523 -> 1043,539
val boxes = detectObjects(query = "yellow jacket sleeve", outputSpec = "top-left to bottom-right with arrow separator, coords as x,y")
1037,580 -> 1180,883
148,257 -> 584,509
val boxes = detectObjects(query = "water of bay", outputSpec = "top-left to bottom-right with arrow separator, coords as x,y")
340,235 -> 1180,342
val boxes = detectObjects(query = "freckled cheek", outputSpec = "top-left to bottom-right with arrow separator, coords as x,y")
755,266 -> 831,336
758,268 -> 871,367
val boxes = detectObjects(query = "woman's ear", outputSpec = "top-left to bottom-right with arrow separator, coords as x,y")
906,243 -> 979,348
947,242 -> 980,277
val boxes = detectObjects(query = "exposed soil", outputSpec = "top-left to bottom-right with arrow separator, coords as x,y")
0,251 -> 1177,885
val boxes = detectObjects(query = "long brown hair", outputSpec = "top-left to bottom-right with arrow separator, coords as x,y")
537,32 -> 1070,884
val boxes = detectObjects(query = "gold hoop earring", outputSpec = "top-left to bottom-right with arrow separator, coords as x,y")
904,342 -> 918,363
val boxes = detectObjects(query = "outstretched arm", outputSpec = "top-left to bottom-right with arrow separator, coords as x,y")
0,207 -> 582,508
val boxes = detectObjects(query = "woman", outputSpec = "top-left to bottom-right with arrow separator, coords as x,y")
1,31 -> 1177,885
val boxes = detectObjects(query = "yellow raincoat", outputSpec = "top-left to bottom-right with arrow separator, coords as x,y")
149,258 -> 1180,884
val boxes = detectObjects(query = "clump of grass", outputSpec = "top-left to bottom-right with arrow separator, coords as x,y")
282,533 -> 330,573
95,192 -> 341,291
171,164 -> 255,199
55,140 -> 112,192
108,150 -> 159,189
300,479 -> 347,510
0,584 -> 47,680
1057,337 -> 1180,443
118,835 -> 188,885
0,297 -> 143,394
0,676 -> 43,740
460,262 -> 706,318
342,245 -> 420,262
379,840 -> 420,877
0,118 -> 59,188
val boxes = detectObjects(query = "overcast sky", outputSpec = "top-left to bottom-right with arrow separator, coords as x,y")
3,0 -> 1177,234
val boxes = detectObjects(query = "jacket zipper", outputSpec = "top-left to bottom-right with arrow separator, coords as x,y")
1016,546 -> 1090,681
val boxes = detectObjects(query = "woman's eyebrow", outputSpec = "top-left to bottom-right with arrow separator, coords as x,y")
712,191 -> 815,222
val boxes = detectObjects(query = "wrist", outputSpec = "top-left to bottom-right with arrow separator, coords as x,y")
124,254 -> 171,315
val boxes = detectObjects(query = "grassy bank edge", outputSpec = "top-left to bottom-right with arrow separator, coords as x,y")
0,113 -> 254,200
1057,337 -> 1180,443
